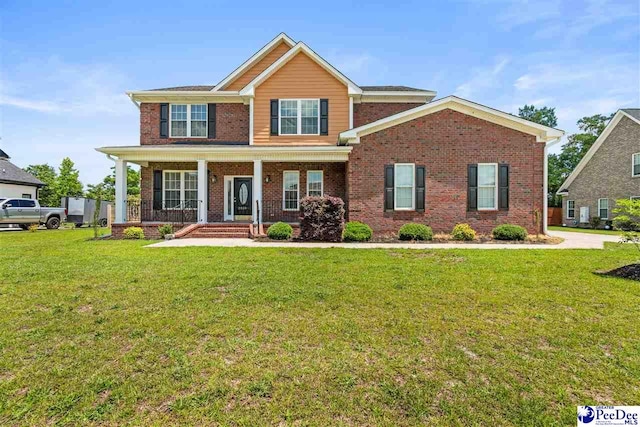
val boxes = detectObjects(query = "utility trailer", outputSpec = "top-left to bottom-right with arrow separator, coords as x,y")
61,197 -> 112,227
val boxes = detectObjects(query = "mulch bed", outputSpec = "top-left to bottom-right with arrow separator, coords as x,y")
597,263 -> 640,281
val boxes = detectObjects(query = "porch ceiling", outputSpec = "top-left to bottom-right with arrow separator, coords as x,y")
96,145 -> 352,163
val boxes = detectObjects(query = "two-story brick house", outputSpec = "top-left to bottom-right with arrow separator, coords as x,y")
98,33 -> 563,238
557,109 -> 640,226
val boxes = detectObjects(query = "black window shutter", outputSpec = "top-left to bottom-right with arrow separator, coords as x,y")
159,103 -> 168,138
468,164 -> 478,211
416,165 -> 426,212
270,99 -> 279,135
207,104 -> 216,139
384,165 -> 394,211
153,170 -> 163,209
320,99 -> 329,135
498,164 -> 509,210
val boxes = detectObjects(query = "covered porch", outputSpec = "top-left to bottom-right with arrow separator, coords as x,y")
97,145 -> 351,228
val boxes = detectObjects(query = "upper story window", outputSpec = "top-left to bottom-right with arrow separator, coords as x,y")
633,153 -> 640,177
279,99 -> 319,135
170,104 -> 207,138
477,163 -> 498,210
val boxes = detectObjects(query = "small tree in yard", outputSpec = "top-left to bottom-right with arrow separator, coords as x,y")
91,184 -> 105,239
614,199 -> 640,253
299,196 -> 345,242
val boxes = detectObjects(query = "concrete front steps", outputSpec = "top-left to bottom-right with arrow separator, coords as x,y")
175,223 -> 251,239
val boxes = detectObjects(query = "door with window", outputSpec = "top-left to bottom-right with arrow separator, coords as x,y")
233,178 -> 252,216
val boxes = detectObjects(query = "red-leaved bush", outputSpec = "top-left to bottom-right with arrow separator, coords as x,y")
299,196 -> 345,242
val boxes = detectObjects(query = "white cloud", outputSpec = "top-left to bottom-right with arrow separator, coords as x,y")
0,56 -> 133,116
495,0 -> 562,29
455,56 -> 510,98
325,50 -> 388,83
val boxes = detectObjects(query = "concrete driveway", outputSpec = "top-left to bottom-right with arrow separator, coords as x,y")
146,229 -> 624,249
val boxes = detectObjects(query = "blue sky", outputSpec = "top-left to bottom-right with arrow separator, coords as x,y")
1,0 -> 638,185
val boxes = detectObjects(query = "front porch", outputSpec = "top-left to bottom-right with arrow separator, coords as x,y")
102,145 -> 351,232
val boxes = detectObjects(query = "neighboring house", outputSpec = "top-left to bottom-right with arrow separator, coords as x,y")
0,149 -> 44,200
557,109 -> 640,227
97,33 -> 563,238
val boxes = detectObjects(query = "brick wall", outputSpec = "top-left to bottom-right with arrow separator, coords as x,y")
347,108 -> 545,235
140,103 -> 249,145
353,103 -> 423,127
140,162 -> 346,222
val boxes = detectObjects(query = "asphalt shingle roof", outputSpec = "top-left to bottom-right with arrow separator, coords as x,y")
622,108 -> 640,121
148,85 -> 216,91
360,85 -> 430,92
147,85 -> 432,92
0,158 -> 45,186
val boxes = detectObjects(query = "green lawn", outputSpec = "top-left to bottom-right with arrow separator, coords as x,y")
549,225 -> 624,236
1,230 -> 639,425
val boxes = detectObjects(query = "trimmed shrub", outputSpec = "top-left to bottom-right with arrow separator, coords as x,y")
589,216 -> 602,229
158,224 -> 173,239
299,196 -> 345,242
492,224 -> 527,241
451,223 -> 476,241
613,215 -> 639,231
123,226 -> 145,240
343,221 -> 373,242
398,223 -> 433,241
267,222 -> 293,240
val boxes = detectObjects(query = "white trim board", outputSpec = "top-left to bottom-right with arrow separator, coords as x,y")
239,42 -> 363,97
213,33 -> 296,92
557,110 -> 640,194
338,95 -> 564,145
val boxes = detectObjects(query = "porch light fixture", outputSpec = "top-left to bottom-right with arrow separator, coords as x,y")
211,175 -> 218,183
264,175 -> 271,183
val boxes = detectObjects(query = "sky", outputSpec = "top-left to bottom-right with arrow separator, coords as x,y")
1,0 -> 639,186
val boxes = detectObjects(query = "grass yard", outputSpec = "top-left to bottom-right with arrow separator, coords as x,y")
548,225 -> 624,236
1,230 -> 639,425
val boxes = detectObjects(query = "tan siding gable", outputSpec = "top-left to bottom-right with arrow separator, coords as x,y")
253,51 -> 349,145
224,42 -> 291,91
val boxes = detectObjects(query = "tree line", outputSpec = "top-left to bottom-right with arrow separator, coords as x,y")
517,105 -> 613,207
23,158 -> 140,207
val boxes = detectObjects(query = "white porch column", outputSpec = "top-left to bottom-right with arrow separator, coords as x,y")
253,159 -> 263,224
114,159 -> 127,223
197,160 -> 208,223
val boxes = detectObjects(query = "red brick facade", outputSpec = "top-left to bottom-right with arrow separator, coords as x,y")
140,162 -> 345,222
347,108 -> 545,235
353,103 -> 423,127
140,103 -> 249,145
133,105 -> 544,236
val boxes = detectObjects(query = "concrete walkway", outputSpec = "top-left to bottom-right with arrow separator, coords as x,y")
146,229 -> 623,250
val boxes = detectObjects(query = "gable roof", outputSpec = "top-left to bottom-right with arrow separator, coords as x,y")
622,108 -> 640,121
0,158 -> 45,187
338,95 -> 564,145
147,85 -> 216,91
557,109 -> 640,194
239,42 -> 363,96
213,33 -> 296,92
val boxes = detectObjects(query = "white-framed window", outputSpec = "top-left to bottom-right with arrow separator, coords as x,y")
633,153 -> 640,177
477,163 -> 498,210
163,170 -> 198,209
307,170 -> 323,197
567,200 -> 575,219
394,163 -> 415,210
279,99 -> 319,135
598,198 -> 609,220
283,171 -> 300,211
170,104 -> 207,138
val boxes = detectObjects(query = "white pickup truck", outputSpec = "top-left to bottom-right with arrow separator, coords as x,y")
0,198 -> 67,229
